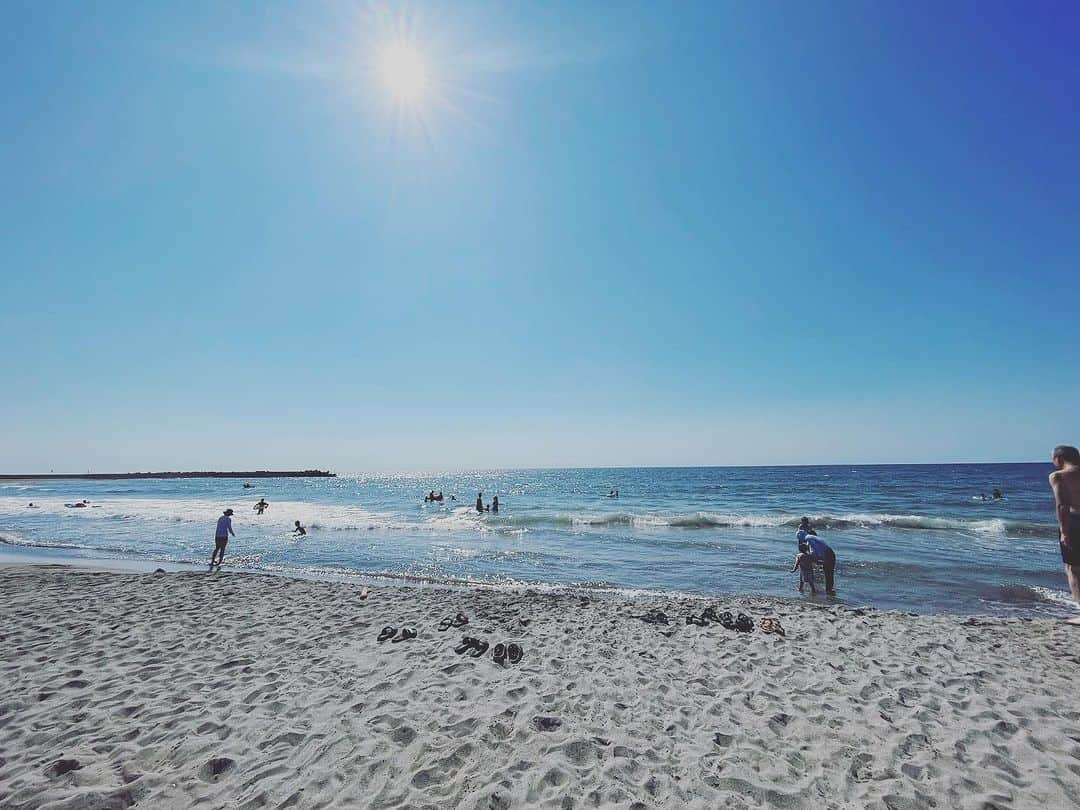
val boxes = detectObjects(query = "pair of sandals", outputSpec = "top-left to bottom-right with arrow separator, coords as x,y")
455,636 -> 524,664
438,613 -> 469,631
377,626 -> 417,643
759,618 -> 786,636
492,642 -> 524,666
637,609 -> 669,625
685,607 -> 741,630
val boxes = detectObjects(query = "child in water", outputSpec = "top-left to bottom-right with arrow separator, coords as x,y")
792,542 -> 817,594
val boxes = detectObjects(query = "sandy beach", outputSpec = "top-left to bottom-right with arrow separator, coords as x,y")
2,565 -> 1079,809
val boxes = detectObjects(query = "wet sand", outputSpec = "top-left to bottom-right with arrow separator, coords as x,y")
2,565 -> 1079,809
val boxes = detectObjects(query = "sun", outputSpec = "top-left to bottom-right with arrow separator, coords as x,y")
377,40 -> 430,105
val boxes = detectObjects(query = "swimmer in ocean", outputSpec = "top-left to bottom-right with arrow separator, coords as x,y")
293,520 -> 307,537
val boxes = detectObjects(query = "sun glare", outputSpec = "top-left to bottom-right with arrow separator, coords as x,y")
377,41 -> 430,105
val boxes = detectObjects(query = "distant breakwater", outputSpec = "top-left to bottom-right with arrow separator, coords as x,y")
0,470 -> 336,481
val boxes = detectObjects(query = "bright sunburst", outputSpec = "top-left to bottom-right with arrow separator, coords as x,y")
377,40 -> 430,106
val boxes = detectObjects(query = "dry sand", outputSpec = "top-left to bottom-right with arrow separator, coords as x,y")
2,565 -> 1080,809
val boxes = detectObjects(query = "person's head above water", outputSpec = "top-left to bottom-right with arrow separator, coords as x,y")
1053,445 -> 1080,468
294,520 -> 301,527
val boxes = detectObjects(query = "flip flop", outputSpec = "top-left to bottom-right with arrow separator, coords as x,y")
469,639 -> 490,658
769,618 -> 785,636
685,615 -> 707,626
452,613 -> 469,627
438,617 -> 454,631
492,643 -> 507,664
735,614 -> 754,633
455,636 -> 477,655
719,612 -> 735,630
638,609 -> 669,625
702,607 -> 721,623
377,626 -> 395,642
507,643 -> 523,665
392,628 -> 417,643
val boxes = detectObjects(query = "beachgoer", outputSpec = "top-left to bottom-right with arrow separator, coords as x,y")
435,491 -> 444,502
212,509 -> 235,567
492,495 -> 499,514
992,488 -> 1004,500
792,542 -> 816,594
293,520 -> 307,537
796,526 -> 837,595
476,493 -> 483,514
27,502 -> 35,508
1049,444 -> 1080,623
254,498 -> 268,515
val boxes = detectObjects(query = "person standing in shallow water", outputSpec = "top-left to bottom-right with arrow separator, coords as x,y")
1049,444 -> 1080,624
476,493 -> 483,514
211,509 -> 235,569
796,522 -> 837,595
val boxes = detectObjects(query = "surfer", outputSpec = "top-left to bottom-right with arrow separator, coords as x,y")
254,498 -> 268,515
476,493 -> 483,514
492,495 -> 499,514
1049,445 -> 1080,623
292,520 -> 307,537
211,509 -> 235,569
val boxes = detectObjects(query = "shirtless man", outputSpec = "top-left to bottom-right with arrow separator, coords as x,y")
1049,444 -> 1080,624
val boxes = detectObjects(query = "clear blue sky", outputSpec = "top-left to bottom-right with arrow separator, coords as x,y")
2,1 -> 1077,472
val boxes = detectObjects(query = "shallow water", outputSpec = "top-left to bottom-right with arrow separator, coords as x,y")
0,463 -> 1072,616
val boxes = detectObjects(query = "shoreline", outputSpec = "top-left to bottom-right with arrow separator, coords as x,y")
2,565 -> 1078,808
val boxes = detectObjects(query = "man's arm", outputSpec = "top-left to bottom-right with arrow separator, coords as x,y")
229,520 -> 236,537
1050,472 -> 1070,543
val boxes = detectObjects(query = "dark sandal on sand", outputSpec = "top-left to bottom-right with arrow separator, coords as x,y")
735,613 -> 754,633
507,643 -> 523,665
492,643 -> 507,664
377,626 -> 396,642
392,628 -> 417,643
702,607 -> 721,623
719,612 -> 735,630
639,609 -> 669,625
768,618 -> 785,636
452,613 -> 469,628
455,636 -> 478,654
685,615 -> 707,626
438,617 -> 454,631
469,639 -> 490,658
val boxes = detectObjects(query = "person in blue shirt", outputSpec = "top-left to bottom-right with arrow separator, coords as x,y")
211,508 -> 235,569
796,519 -> 837,595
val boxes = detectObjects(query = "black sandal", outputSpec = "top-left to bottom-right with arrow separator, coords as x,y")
377,626 -> 395,642
639,609 -> 669,625
507,643 -> 523,665
438,617 -> 454,631
392,628 -> 417,643
702,607 -> 721,623
469,639 -> 490,658
735,613 -> 754,633
455,636 -> 477,654
719,612 -> 735,630
492,643 -> 507,664
452,613 -> 469,628
685,615 -> 707,626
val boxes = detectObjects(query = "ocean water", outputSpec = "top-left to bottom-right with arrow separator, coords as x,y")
0,464 -> 1073,617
